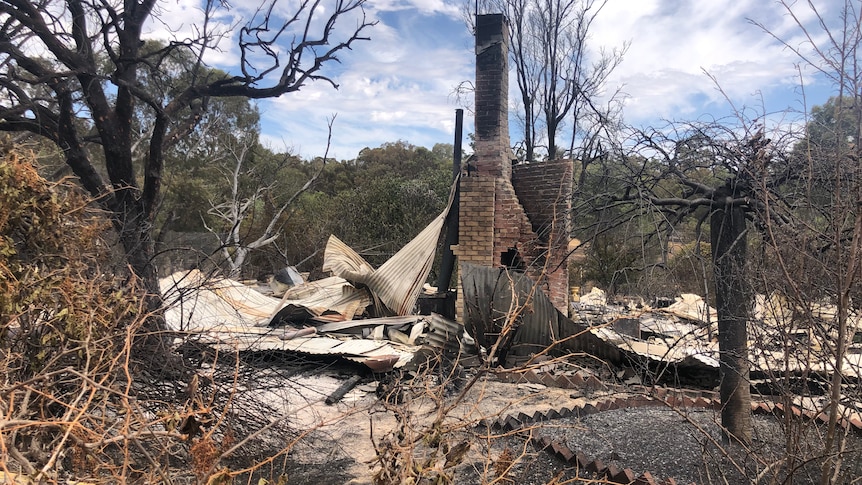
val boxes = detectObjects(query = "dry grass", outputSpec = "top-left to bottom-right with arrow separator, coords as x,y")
0,144 -> 310,483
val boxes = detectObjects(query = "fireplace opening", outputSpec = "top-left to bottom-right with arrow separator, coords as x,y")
501,247 -> 525,271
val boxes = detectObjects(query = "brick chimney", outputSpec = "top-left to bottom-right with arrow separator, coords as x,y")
473,14 -> 511,179
454,14 -> 571,320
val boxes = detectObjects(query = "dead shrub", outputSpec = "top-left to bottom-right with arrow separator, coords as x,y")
0,142 -> 299,483
0,142 -> 156,480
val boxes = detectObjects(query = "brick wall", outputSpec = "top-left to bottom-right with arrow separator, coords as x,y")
513,160 -> 573,311
454,177 -> 495,267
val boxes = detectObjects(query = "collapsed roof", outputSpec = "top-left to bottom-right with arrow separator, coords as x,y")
159,181 -> 461,372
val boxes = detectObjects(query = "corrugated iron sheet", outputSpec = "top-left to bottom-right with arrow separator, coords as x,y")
273,281 -> 372,324
321,235 -> 375,282
190,328 -> 418,369
425,313 -> 463,354
160,271 -> 462,371
314,315 -> 424,334
322,177 -> 458,316
161,271 -> 372,329
658,293 -> 717,322
591,326 -> 719,371
460,263 -> 620,361
591,317 -> 862,379
160,269 -> 285,330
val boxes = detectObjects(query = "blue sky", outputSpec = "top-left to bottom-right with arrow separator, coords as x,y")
150,0 -> 839,160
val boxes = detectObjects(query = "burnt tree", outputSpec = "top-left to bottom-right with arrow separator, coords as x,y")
580,122 -> 777,444
0,0 -> 373,315
710,187 -> 751,444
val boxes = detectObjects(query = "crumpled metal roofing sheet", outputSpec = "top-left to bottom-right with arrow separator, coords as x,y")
592,326 -> 719,371
314,314 -> 463,353
322,177 -> 458,316
160,269 -> 285,330
314,315 -> 425,333
274,281 -> 372,323
321,235 -> 376,282
592,321 -> 862,379
192,329 -> 418,369
161,271 -> 372,330
424,313 -> 463,353
658,293 -> 717,322
460,263 -> 621,361
638,316 -> 706,340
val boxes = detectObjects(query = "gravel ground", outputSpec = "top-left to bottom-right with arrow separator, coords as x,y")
221,405 -> 862,485
191,352 -> 862,484
538,406 -> 862,484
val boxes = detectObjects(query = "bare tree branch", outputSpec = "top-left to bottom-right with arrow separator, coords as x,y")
0,0 -> 373,297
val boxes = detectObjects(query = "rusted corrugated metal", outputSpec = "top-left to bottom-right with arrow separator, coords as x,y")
460,263 -> 620,362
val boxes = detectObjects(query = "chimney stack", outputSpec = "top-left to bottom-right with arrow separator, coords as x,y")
473,14 -> 510,179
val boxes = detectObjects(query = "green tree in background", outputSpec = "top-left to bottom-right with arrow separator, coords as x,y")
280,141 -> 454,273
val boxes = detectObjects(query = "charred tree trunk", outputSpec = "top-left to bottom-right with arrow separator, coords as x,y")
115,191 -> 159,293
711,198 -> 752,445
111,187 -> 174,368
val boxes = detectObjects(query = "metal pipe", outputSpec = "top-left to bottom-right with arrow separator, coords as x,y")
436,109 -> 463,293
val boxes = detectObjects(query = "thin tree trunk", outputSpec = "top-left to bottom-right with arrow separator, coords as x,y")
711,201 -> 752,445
547,116 -> 557,161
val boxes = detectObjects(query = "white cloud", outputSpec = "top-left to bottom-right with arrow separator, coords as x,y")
146,0 -> 845,159
145,0 -> 241,66
255,2 -> 475,158
590,0 -> 833,126
365,0 -> 461,17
